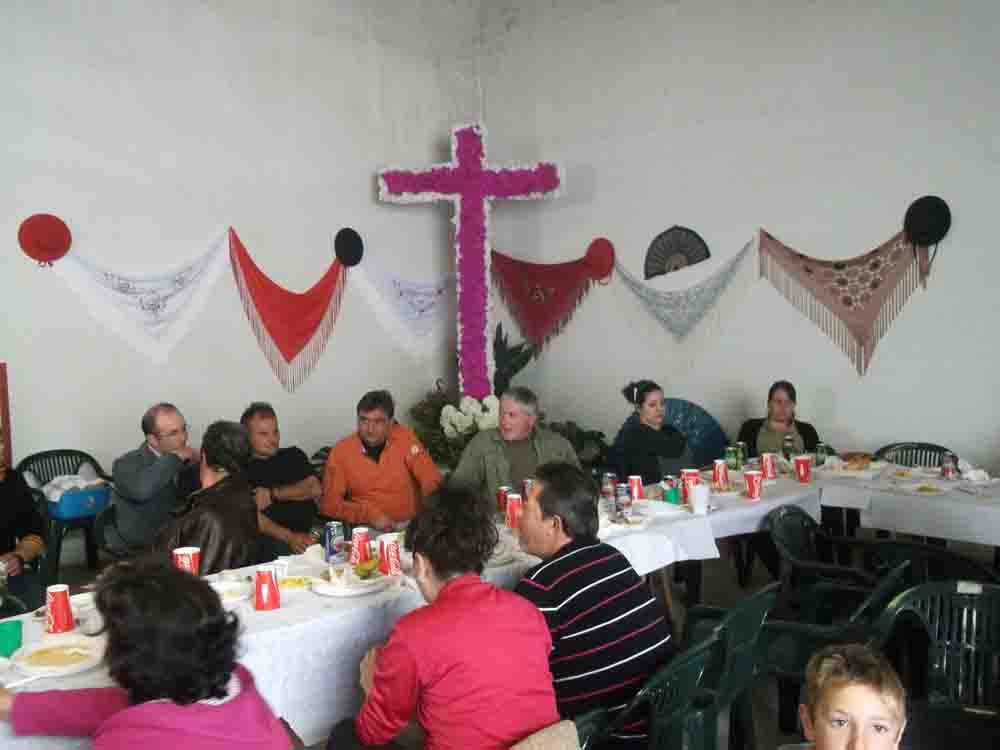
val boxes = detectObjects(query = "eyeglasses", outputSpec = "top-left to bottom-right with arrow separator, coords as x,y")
156,424 -> 189,440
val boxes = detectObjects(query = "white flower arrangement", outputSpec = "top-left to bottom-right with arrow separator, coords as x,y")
439,394 -> 500,441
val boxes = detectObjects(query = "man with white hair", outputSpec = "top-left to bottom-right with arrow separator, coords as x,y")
451,386 -> 579,506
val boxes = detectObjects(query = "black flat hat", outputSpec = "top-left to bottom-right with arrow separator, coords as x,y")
904,196 -> 951,247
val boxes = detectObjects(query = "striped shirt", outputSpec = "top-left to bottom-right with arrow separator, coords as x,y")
515,538 -> 674,746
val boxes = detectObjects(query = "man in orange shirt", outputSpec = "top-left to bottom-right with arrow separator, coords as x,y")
321,390 -> 442,530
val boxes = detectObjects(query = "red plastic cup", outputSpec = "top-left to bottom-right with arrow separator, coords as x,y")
680,469 -> 700,505
712,460 -> 730,491
627,475 -> 644,501
761,453 -> 778,481
505,492 -> 523,530
350,527 -> 371,565
254,565 -> 281,611
496,486 -> 511,513
172,546 -> 201,575
46,584 -> 75,634
744,470 -> 764,500
379,533 -> 403,575
794,455 -> 812,483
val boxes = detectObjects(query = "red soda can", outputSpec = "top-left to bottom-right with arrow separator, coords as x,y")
350,527 -> 371,565
46,584 -> 75,634
761,453 -> 778,481
522,477 -> 535,499
680,469 -> 700,504
744,470 -> 763,500
505,492 -> 523,530
172,546 -> 201,575
712,460 -> 730,491
941,453 -> 957,479
496,485 -> 511,513
379,533 -> 403,575
254,565 -> 281,611
627,475 -> 644,501
794,455 -> 811,483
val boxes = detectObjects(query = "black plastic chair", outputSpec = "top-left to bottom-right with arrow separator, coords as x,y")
874,442 -> 956,547
16,450 -> 112,584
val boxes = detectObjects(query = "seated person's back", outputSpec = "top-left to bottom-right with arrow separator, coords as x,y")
516,462 -> 674,748
350,483 -> 559,750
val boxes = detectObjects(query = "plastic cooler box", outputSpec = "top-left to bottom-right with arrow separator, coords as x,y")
48,485 -> 112,520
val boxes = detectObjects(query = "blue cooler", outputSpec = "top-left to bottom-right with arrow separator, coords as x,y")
48,485 -> 112,520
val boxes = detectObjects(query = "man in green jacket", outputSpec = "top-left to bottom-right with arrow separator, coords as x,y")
451,386 -> 580,507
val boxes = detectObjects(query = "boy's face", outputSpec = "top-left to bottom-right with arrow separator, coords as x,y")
800,683 -> 905,750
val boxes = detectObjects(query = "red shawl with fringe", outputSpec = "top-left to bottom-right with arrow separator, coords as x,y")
229,229 -> 346,392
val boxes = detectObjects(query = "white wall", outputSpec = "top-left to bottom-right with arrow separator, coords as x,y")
479,0 -> 1000,470
1,0 -> 481,467
3,0 -> 998,473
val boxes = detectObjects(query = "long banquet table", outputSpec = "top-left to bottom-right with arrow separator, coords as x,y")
0,483 -> 824,749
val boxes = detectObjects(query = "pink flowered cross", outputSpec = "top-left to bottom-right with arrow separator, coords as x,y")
378,124 -> 560,398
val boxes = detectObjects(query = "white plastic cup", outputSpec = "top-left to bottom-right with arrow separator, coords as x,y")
690,484 -> 711,515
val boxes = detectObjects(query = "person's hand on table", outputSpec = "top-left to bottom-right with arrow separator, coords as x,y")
254,487 -> 273,511
285,531 -> 314,555
0,688 -> 13,721
0,553 -> 23,577
359,645 -> 381,696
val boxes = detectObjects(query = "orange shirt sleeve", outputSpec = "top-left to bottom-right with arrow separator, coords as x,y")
404,432 -> 443,498
320,444 -> 365,524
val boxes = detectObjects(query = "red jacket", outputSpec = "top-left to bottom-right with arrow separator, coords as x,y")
357,575 -> 559,750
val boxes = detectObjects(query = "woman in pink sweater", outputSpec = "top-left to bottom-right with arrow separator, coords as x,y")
0,562 -> 289,750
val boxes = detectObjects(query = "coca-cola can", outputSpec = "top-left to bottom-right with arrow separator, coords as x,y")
627,475 -> 644,501
712,460 -> 730,491
522,477 -> 535,499
254,565 -> 281,611
496,485 -> 511,513
941,453 -> 957,479
46,584 -> 75,634
744,470 -> 764,500
379,533 -> 403,575
761,453 -> 778,481
350,527 -> 371,565
680,469 -> 700,505
505,493 -> 523,530
172,546 -> 201,575
615,483 -> 633,516
602,472 -> 617,496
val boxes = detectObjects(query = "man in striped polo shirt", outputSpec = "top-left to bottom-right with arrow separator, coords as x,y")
515,462 -> 674,748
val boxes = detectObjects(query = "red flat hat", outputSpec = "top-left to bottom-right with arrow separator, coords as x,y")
18,214 -> 72,264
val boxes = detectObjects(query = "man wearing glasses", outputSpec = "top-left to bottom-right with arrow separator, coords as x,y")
111,402 -> 200,549
320,390 -> 442,531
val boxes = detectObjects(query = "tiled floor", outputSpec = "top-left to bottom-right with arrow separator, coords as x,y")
54,532 -> 996,750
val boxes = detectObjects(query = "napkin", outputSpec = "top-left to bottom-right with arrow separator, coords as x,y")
959,459 -> 991,482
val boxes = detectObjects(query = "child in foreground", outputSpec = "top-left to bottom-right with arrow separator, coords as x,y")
800,643 -> 907,750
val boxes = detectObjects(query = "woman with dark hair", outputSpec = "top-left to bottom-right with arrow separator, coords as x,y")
737,381 -> 828,580
614,379 -> 687,484
0,562 -> 289,749
154,421 -> 260,575
737,380 -> 821,458
331,483 -> 559,750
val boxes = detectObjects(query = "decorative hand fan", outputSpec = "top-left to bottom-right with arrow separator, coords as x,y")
643,226 -> 710,280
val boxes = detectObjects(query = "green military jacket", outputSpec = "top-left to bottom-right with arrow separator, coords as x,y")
450,427 -> 580,504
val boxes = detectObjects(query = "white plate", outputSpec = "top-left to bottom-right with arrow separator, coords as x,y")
12,637 -> 104,677
312,566 -> 392,597
210,581 -> 251,605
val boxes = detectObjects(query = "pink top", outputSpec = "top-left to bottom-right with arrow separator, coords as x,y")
357,574 -> 559,750
12,665 -> 289,750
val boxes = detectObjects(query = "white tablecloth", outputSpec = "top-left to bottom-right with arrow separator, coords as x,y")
0,483 -> 824,749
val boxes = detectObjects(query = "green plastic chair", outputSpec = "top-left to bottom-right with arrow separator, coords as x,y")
870,580 -> 1000,709
573,707 -> 610,749
685,582 -> 780,750
0,590 -> 28,619
863,539 -> 1000,587
607,634 -> 720,750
